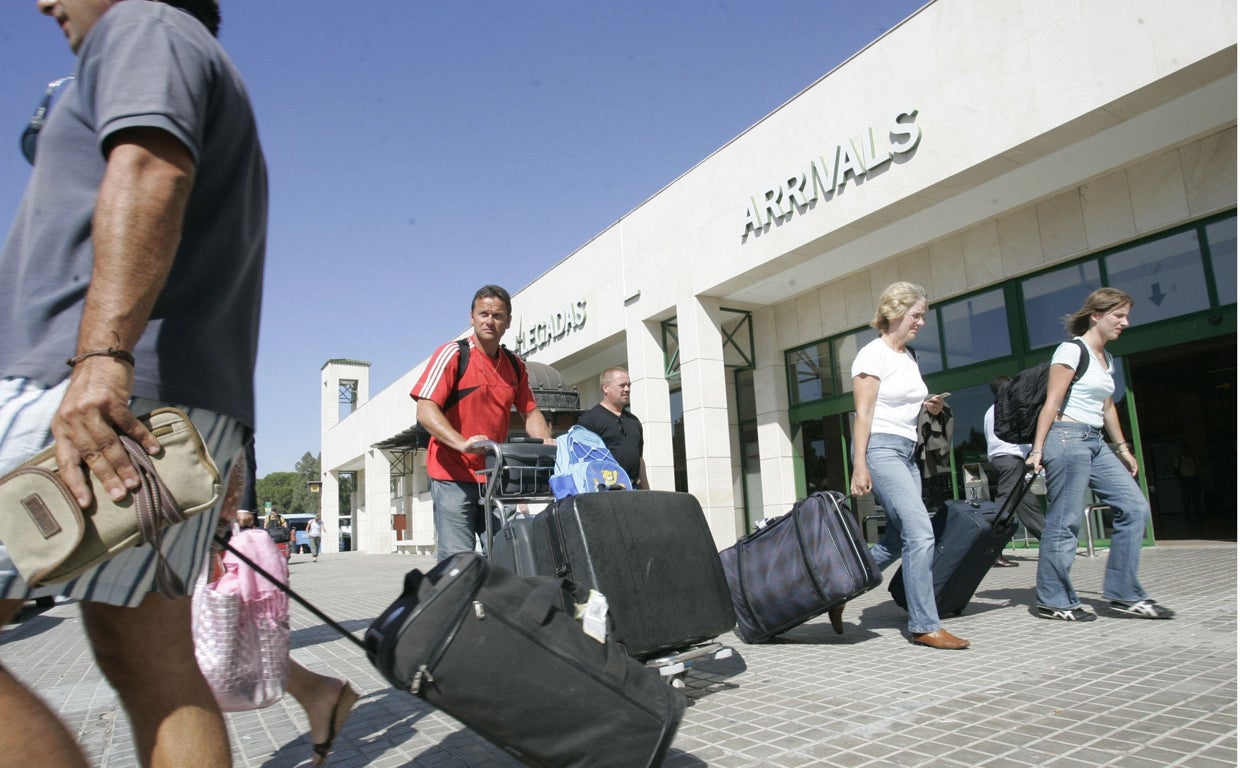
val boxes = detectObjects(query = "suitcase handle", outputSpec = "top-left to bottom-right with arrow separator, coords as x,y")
520,577 -> 573,626
992,471 -> 1039,530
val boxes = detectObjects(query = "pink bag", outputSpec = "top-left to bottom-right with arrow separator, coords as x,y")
192,528 -> 290,711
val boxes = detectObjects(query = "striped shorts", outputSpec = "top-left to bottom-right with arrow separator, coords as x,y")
0,377 -> 247,607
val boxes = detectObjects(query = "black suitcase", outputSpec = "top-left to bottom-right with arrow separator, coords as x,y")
889,472 -> 1037,616
490,512 -> 552,578
364,553 -> 685,768
480,440 -> 556,579
719,491 -> 882,643
535,490 -> 736,660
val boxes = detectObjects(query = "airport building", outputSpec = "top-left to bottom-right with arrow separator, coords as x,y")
318,0 -> 1237,554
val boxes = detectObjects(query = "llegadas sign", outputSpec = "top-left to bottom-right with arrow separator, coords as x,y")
742,109 -> 921,239
513,300 -> 587,356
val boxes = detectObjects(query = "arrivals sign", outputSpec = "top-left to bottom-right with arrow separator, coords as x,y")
742,109 -> 921,239
513,300 -> 588,356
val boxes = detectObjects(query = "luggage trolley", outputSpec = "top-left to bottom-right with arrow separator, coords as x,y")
476,438 -> 558,577
475,440 -> 732,688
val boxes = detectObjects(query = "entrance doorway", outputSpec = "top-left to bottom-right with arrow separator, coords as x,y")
1127,335 -> 1236,541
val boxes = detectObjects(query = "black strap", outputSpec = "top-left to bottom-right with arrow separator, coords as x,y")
213,533 -> 366,652
442,339 -> 526,412
1056,338 -> 1091,419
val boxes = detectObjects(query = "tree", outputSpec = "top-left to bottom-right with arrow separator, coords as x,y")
255,452 -> 322,515
294,452 -> 321,516
255,471 -> 298,514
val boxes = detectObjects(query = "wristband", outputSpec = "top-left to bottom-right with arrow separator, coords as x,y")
66,347 -> 135,367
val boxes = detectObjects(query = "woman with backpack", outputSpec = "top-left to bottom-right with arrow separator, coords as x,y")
1028,288 -> 1174,621
850,282 -> 963,649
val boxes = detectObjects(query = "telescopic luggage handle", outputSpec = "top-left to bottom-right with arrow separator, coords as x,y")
472,439 -> 506,557
991,471 -> 1039,531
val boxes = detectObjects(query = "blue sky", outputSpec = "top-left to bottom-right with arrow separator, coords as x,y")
0,0 -> 926,475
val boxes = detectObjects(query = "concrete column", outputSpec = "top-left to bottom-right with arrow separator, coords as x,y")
320,360 -> 370,430
319,471 -> 340,553
676,295 -> 739,549
751,307 -> 799,519
627,317 -> 673,491
362,450 -> 393,554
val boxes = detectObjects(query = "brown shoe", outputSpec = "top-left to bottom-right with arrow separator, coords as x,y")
910,628 -> 970,649
993,555 -> 1019,567
828,604 -> 845,635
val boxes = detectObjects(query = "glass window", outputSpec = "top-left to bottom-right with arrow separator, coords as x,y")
796,414 -> 850,497
669,388 -> 687,493
913,309 -> 943,375
939,289 -> 1012,368
833,327 -> 878,393
1106,230 -> 1209,325
740,422 -> 762,530
1207,216 -> 1237,306
787,342 -> 832,404
735,369 -> 756,423
1021,261 -> 1102,348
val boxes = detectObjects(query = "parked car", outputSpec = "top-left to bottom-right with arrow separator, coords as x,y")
339,515 -> 351,552
283,513 -> 314,554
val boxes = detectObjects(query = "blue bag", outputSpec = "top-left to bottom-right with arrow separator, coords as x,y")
549,426 -> 632,499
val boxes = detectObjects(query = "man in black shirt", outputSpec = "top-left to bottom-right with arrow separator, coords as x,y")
577,367 -> 648,489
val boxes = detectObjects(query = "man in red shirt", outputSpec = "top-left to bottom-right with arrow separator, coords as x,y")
411,285 -> 552,560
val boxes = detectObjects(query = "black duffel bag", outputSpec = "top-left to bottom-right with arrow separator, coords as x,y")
365,553 -> 684,768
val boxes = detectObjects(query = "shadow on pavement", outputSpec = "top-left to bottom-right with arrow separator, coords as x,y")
1,608 -> 69,645
289,620 -> 373,651
260,690 -> 436,768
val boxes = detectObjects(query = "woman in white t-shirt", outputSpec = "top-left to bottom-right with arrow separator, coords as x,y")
850,283 -> 965,650
1028,288 -> 1173,621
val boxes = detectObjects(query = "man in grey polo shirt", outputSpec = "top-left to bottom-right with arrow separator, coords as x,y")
0,2 -> 264,765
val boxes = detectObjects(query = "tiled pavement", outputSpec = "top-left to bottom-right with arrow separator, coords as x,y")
1,542 -> 1234,767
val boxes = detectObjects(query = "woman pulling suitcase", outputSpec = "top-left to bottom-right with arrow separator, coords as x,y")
850,282 -> 968,650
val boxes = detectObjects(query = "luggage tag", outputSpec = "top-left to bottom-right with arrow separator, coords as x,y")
581,589 -> 609,644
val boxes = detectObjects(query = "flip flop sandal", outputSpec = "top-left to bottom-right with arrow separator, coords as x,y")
312,682 -> 359,767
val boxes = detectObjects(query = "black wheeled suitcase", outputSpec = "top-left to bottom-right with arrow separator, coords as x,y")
490,512 -> 553,578
535,490 -> 736,660
889,472 -> 1037,616
364,553 -> 685,768
719,491 -> 882,643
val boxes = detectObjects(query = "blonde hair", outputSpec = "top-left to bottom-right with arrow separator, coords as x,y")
871,282 -> 928,332
1064,287 -> 1133,336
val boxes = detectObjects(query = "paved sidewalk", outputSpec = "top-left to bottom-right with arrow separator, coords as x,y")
1,542 -> 1234,767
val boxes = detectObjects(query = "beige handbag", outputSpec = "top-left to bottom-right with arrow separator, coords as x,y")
0,407 -> 221,594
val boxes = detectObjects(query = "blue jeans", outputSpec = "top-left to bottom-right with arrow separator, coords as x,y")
1037,422 -> 1150,609
866,433 -> 940,634
431,479 -> 486,562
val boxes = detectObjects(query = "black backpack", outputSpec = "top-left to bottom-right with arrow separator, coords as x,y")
993,339 -> 1090,444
